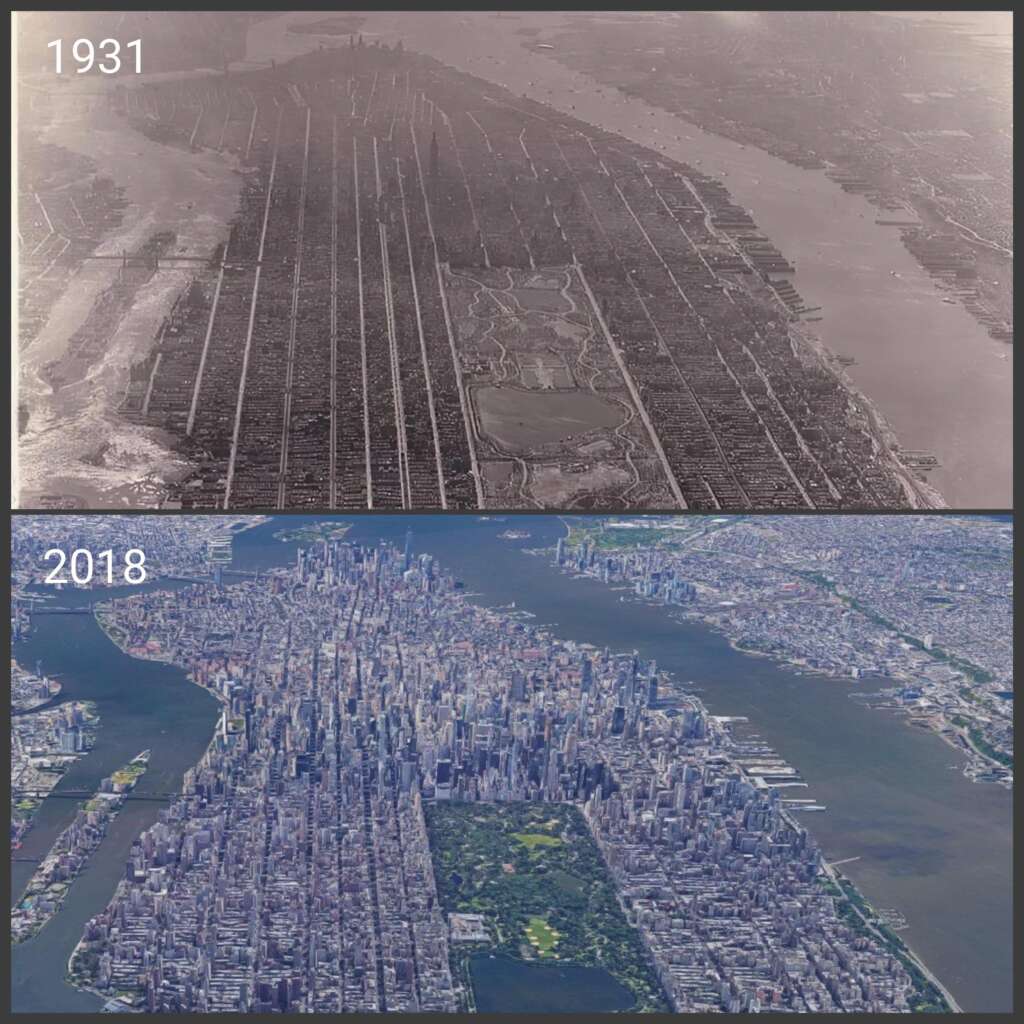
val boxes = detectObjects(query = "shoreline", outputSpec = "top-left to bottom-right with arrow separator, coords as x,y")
671,601 -> 1005,787
785,319 -> 945,509
10,691 -> 100,849
66,604 -> 228,1007
551,525 -> 1007,787
785,814 -> 961,1013
16,92 -> 243,510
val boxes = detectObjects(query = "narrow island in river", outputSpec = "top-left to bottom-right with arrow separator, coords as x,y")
12,751 -> 150,944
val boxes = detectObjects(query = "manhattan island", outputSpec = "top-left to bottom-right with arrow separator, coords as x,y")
65,533 -> 953,1012
21,39 -> 938,510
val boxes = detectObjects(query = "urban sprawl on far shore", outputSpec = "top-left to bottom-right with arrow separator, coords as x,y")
556,515 -> 1012,786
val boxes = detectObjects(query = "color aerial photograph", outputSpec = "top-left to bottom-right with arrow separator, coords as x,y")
8,513 -> 1013,1014
13,10 -> 1012,511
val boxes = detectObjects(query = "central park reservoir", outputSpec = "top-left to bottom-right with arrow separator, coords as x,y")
469,955 -> 635,1013
11,515 -> 1012,1012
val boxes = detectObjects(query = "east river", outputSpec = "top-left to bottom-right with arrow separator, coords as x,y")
10,515 -> 1012,1012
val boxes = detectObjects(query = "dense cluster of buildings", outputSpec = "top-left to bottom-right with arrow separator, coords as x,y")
68,533 -> 939,1011
557,516 -> 1013,784
16,133 -> 129,360
11,660 -> 61,713
94,41 -> 925,510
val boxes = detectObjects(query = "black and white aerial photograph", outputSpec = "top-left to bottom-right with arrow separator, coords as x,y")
13,10 -> 1013,511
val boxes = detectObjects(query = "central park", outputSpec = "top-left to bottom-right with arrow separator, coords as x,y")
425,801 -> 668,1013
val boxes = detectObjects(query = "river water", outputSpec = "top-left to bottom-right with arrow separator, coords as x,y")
11,578 -> 215,1013
234,11 -> 1011,506
10,515 -> 1012,1012
17,90 -> 243,508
